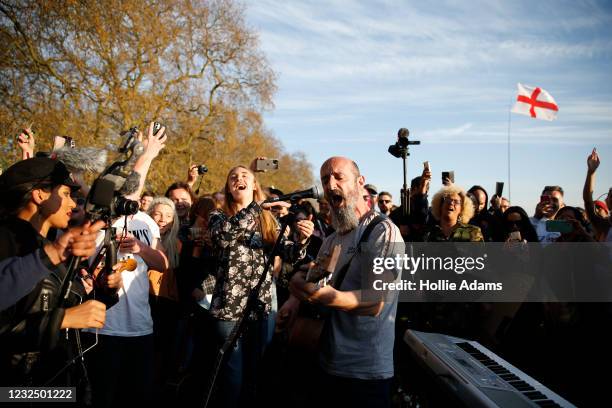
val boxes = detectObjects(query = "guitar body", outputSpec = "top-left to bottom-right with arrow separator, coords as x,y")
285,216 -> 385,353
287,244 -> 341,352
288,303 -> 327,354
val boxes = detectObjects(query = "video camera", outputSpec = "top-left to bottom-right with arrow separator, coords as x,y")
85,126 -> 144,222
388,128 -> 419,158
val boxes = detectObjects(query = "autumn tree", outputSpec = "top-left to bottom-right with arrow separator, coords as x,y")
0,0 -> 313,192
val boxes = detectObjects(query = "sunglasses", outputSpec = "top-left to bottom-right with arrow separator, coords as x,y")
379,199 -> 392,204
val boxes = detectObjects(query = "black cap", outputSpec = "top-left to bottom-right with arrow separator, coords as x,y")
0,157 -> 81,193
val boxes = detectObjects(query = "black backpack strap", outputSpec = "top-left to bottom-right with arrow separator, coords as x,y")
332,215 -> 386,289
358,215 -> 385,248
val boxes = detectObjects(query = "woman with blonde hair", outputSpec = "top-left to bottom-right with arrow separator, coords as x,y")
421,185 -> 484,339
208,165 -> 313,407
426,185 -> 483,242
148,197 -> 181,269
147,196 -> 181,391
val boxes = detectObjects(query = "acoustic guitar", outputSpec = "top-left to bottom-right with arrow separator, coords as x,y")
287,244 -> 342,353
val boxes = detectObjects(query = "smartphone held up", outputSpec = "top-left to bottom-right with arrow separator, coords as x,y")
256,158 -> 279,172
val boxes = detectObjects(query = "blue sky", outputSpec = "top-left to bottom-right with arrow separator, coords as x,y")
244,0 -> 612,212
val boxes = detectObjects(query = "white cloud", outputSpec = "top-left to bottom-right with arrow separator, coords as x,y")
246,0 -> 612,207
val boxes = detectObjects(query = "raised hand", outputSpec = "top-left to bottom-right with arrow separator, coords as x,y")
587,148 -> 600,173
17,128 -> 35,159
187,164 -> 199,187
295,219 -> 315,244
141,121 -> 167,159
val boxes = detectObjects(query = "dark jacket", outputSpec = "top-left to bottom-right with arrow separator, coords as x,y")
0,218 -> 86,386
0,249 -> 54,311
390,192 -> 430,241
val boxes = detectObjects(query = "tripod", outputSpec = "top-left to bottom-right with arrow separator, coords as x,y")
202,210 -> 295,407
388,128 -> 420,218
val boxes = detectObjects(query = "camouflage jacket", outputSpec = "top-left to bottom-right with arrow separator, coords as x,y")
424,222 -> 484,242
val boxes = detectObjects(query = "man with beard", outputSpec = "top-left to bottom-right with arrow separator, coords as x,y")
279,156 -> 404,408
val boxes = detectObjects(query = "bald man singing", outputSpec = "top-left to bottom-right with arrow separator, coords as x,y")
279,156 -> 404,408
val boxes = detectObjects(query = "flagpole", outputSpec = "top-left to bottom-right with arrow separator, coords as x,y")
507,97 -> 513,203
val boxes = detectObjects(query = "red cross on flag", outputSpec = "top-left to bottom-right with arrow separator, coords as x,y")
511,83 -> 559,121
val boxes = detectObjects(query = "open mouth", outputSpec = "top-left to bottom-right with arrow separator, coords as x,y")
236,184 -> 247,191
330,192 -> 344,206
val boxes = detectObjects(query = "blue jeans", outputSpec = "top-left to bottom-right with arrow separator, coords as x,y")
214,316 -> 271,408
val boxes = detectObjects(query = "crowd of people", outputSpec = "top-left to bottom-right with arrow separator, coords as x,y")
0,124 -> 611,407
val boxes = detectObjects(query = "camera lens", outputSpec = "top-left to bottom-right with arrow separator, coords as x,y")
114,197 -> 140,216
197,165 -> 208,175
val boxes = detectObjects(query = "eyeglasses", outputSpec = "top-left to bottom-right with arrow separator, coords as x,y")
443,197 -> 462,206
379,200 -> 391,204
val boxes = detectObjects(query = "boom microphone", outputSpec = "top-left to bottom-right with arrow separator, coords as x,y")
264,186 -> 322,203
50,147 -> 108,174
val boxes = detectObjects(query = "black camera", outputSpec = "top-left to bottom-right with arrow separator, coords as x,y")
86,129 -> 144,221
114,196 -> 140,216
197,165 -> 208,175
388,128 -> 417,158
87,174 -> 140,220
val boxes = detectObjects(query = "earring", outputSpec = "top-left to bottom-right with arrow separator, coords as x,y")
457,215 -> 462,223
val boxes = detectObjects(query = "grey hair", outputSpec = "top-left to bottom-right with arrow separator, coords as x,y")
147,196 -> 180,269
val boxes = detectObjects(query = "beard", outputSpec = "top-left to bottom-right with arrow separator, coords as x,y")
329,185 -> 360,234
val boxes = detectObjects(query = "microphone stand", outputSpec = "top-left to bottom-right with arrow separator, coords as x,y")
202,210 -> 295,408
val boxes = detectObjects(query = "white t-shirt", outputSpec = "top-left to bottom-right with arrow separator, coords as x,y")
87,211 -> 160,337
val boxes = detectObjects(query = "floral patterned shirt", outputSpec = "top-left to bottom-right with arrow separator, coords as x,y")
208,202 -> 307,321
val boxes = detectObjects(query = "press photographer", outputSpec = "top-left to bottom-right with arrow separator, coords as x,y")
0,157 -> 109,388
